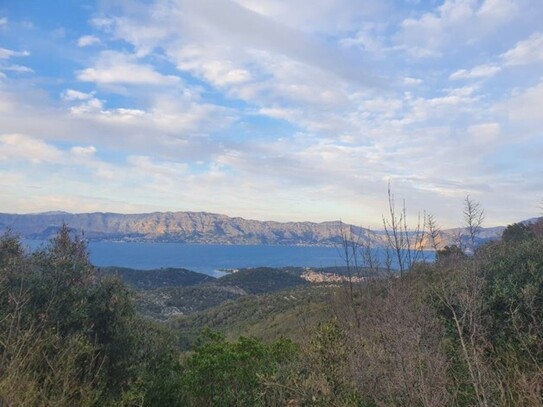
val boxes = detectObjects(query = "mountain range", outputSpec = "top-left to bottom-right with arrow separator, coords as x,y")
0,210 -> 529,248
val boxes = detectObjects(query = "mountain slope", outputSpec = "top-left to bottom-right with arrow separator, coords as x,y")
1,211 -> 535,247
0,211 -> 374,246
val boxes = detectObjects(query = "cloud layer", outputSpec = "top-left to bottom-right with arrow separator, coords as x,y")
0,0 -> 542,227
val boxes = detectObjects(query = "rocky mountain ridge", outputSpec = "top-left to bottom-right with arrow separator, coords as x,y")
0,211 -> 373,246
0,211 -> 531,247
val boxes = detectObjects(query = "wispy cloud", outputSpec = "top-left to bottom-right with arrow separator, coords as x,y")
77,34 -> 101,47
502,32 -> 543,66
77,51 -> 180,86
450,64 -> 501,80
0,47 -> 29,59
0,0 -> 542,227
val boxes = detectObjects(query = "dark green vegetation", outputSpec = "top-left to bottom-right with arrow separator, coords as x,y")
216,267 -> 309,294
171,284 -> 335,348
0,226 -> 186,405
1,219 -> 543,406
99,266 -> 214,288
120,266 -> 310,320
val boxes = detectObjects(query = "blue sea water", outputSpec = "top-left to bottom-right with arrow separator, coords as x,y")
22,241 -> 350,276
22,240 -> 435,277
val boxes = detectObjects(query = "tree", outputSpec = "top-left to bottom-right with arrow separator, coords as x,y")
382,183 -> 426,276
181,331 -> 297,406
502,223 -> 534,243
436,244 -> 465,262
463,196 -> 484,254
0,228 -> 183,405
426,213 -> 442,252
528,218 -> 543,239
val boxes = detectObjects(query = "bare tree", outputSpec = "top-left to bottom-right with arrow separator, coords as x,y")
426,213 -> 441,252
359,229 -> 382,276
336,221 -> 386,327
337,222 -> 363,328
382,183 -> 426,276
463,195 -> 485,255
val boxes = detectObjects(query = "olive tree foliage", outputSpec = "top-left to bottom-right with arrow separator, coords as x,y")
480,238 -> 543,405
0,226 -> 183,406
180,330 -> 305,407
502,223 -> 534,243
0,227 -> 103,405
428,265 -> 491,407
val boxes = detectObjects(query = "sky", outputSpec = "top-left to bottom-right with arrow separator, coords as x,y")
0,0 -> 542,228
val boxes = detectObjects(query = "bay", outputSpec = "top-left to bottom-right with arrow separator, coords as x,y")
22,240 -> 435,277
22,240 -> 348,276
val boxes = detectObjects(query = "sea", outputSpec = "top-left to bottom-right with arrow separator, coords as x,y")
22,241 -> 352,276
21,240 -> 435,277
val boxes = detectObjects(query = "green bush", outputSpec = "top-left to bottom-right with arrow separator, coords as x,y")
181,330 -> 297,406
0,228 -> 184,405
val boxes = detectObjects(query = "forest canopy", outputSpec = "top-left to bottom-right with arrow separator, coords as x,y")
1,221 -> 542,406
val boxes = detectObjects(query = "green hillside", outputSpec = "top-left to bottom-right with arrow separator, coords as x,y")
135,284 -> 246,319
214,267 -> 309,294
171,284 -> 336,348
98,266 -> 214,288
2,221 -> 543,406
118,266 -> 312,320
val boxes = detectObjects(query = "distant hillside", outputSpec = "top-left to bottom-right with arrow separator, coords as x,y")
1,211 -> 537,247
131,268 -> 309,319
420,225 -> 508,249
0,211 -> 375,246
98,266 -> 215,289
216,267 -> 309,294
170,284 -> 336,348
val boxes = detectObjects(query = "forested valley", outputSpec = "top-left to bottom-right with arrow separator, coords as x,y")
1,214 -> 542,406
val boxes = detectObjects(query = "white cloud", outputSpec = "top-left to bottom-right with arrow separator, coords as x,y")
0,134 -> 62,163
71,146 -> 97,157
0,17 -> 7,27
477,0 -> 518,21
406,86 -> 480,123
77,51 -> 180,86
0,65 -> 33,73
233,0 -> 385,31
68,96 -> 104,114
450,64 -> 501,80
0,84 -> 233,162
502,32 -> 543,66
2,0 -> 543,226
467,122 -> 500,143
399,0 -> 519,57
504,81 -> 543,123
62,89 -> 95,101
403,77 -> 423,86
0,48 -> 29,59
127,155 -> 188,180
176,51 -> 252,86
102,0 -> 379,86
77,35 -> 101,47
0,47 -> 32,75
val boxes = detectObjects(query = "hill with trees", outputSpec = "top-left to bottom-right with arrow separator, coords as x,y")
0,210 -> 527,247
1,212 -> 543,405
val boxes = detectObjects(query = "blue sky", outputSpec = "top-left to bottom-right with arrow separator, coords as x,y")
1,0 -> 542,227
